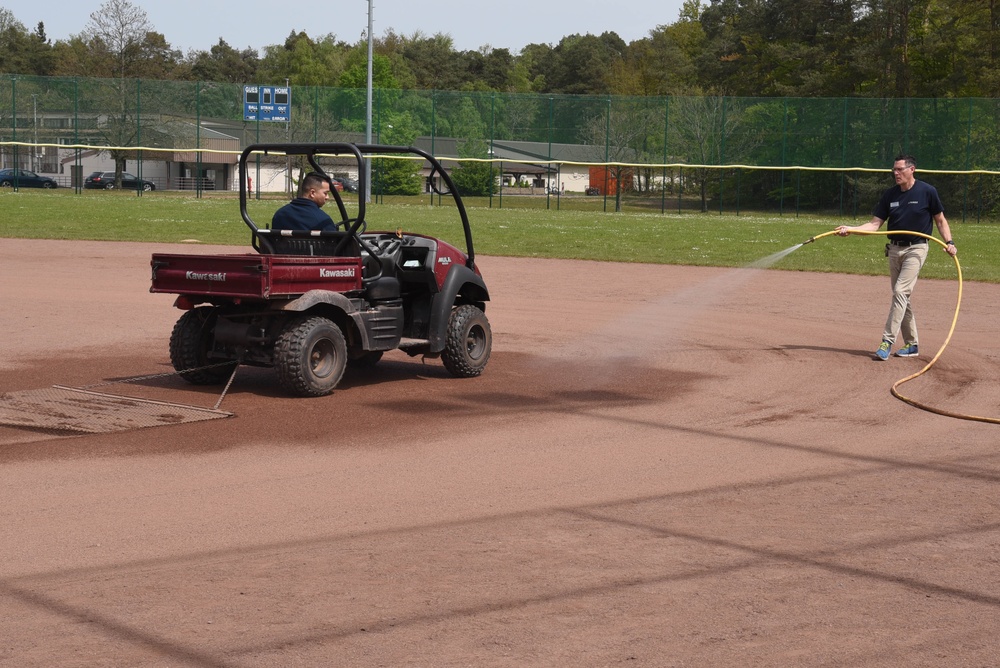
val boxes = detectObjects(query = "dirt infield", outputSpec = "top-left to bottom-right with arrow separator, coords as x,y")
2,238 -> 1000,667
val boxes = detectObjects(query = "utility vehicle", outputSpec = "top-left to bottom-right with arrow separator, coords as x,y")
150,142 -> 491,397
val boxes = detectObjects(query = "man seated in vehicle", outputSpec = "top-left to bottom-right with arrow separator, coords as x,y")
271,172 -> 342,231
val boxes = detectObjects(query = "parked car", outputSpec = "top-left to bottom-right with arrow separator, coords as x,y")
0,168 -> 58,188
585,186 -> 601,196
84,171 -> 156,191
331,176 -> 358,193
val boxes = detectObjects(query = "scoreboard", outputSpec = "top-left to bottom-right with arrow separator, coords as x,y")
243,85 -> 291,122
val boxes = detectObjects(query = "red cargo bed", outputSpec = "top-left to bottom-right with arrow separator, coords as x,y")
150,253 -> 363,300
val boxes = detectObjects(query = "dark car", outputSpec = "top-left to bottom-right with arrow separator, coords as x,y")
84,171 -> 156,191
331,176 -> 358,193
0,168 -> 58,189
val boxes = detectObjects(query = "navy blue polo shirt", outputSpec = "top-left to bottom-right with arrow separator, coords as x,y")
271,198 -> 339,232
872,180 -> 943,242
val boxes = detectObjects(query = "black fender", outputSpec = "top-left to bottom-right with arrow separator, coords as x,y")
269,290 -> 371,348
427,264 -> 490,353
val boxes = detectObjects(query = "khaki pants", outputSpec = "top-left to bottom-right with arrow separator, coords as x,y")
882,243 -> 928,345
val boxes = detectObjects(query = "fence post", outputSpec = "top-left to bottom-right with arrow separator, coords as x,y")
603,96 -> 610,212
840,97 -> 849,217
11,76 -> 17,181
431,91 -> 437,206
74,77 -> 81,193
196,81 -> 202,198
719,96 -> 727,215
963,97 -> 973,222
661,96 -> 669,215
546,96 -> 553,210
780,98 -> 788,216
488,92 -> 495,208
136,78 -> 142,196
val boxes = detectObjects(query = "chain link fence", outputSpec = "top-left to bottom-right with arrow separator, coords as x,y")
2,74 -> 999,220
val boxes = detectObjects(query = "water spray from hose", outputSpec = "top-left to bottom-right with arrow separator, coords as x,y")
801,228 -> 998,425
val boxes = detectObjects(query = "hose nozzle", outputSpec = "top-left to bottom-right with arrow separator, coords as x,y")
802,236 -> 816,246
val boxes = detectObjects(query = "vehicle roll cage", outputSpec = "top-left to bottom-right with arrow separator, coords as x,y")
238,142 -> 477,272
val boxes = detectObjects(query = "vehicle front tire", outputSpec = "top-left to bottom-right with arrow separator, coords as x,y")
143,183 -> 154,191
441,305 -> 492,378
42,181 -> 55,188
274,316 -> 347,397
169,307 -> 233,385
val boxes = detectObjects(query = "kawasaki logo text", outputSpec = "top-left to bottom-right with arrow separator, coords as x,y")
186,271 -> 226,281
320,268 -> 356,278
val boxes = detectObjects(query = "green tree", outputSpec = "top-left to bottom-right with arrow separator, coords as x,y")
401,32 -> 465,90
668,96 -> 762,211
583,99 -> 662,211
450,139 -> 497,196
0,12 -> 56,75
338,50 -> 398,90
81,0 -> 179,183
545,32 -> 627,95
614,18 -> 705,96
258,31 -> 349,87
698,0 -> 861,96
373,112 -> 422,195
186,39 -> 260,84
85,0 -> 154,79
517,42 -> 554,92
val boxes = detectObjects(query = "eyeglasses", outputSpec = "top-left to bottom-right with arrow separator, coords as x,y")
892,166 -> 913,173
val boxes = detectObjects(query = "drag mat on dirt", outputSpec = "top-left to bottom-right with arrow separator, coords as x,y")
0,385 -> 232,434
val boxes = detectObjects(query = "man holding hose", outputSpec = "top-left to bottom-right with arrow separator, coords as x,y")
836,154 -> 958,361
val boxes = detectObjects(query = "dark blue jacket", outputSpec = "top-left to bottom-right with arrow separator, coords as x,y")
271,198 -> 339,231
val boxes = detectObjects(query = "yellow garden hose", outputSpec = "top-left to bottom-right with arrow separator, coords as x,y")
804,229 -> 999,425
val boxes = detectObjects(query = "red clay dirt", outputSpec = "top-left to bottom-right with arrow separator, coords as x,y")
2,238 -> 1000,667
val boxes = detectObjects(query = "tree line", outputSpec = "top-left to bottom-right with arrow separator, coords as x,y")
2,0 -> 999,98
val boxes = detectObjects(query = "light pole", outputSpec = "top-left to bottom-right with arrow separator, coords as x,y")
285,77 -> 291,194
365,0 -> 373,203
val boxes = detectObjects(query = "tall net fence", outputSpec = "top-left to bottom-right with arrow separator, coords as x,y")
2,74 -> 999,220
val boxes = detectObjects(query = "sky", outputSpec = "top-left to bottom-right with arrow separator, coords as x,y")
5,0 -> 688,55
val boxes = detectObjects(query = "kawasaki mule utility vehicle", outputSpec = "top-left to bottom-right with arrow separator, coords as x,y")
150,143 -> 492,397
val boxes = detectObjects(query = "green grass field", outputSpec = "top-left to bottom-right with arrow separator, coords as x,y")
2,189 -> 996,282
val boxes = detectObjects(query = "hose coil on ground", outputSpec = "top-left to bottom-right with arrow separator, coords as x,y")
808,229 -> 999,425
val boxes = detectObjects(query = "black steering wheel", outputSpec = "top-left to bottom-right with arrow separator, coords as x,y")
427,167 -> 453,196
340,217 -> 367,234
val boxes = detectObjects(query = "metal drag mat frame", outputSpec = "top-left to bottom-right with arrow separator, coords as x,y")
0,385 -> 232,434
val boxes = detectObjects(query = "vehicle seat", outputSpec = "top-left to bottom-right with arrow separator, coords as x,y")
364,276 -> 401,302
255,230 -> 360,257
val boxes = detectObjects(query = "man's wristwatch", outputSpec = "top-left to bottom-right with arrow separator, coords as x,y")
946,240 -> 955,246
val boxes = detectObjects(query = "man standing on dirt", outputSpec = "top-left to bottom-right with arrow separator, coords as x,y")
835,154 -> 958,361
271,172 -> 341,231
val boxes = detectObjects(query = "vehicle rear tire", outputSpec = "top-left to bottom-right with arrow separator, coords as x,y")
169,307 -> 233,385
274,316 -> 347,397
104,182 -> 115,190
0,181 -> 11,188
441,305 -> 492,378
